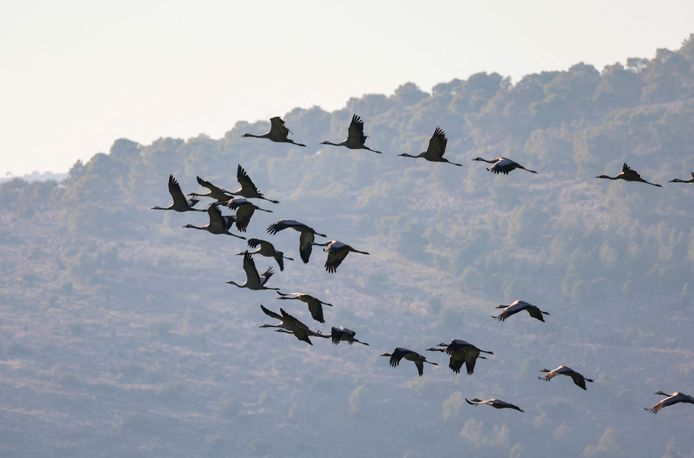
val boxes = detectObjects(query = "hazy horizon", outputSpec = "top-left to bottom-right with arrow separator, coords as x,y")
2,0 -> 694,175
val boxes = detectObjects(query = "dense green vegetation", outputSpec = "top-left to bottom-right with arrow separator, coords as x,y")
0,36 -> 692,457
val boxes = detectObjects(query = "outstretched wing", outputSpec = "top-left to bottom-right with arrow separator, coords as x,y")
168,175 -> 188,205
247,238 -> 263,248
269,117 -> 289,139
196,176 -> 228,194
208,204 -> 226,228
426,127 -> 447,159
260,304 -> 282,320
347,114 -> 367,145
237,165 -> 261,195
243,252 -> 261,285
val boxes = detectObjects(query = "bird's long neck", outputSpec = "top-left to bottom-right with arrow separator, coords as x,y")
426,347 -> 445,352
350,249 -> 370,255
188,192 -> 209,198
597,175 -> 618,180
322,141 -> 343,146
184,224 -> 206,230
244,133 -> 269,139
399,153 -> 420,158
226,281 -> 242,288
151,206 -> 170,210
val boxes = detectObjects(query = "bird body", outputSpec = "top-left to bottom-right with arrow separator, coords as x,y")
152,175 -> 206,212
465,398 -> 524,412
243,116 -> 306,147
645,391 -> 694,414
226,252 -> 279,291
596,163 -> 662,187
473,156 -> 537,175
427,339 -> 493,375
226,197 -> 272,232
669,172 -> 694,183
493,300 -> 549,322
243,238 -> 293,271
381,347 -> 438,376
314,240 -> 370,273
276,291 -> 333,323
539,365 -> 593,390
267,219 -> 326,263
399,127 -> 462,166
330,327 -> 369,346
321,114 -> 382,154
183,204 -> 245,239
259,305 -> 327,345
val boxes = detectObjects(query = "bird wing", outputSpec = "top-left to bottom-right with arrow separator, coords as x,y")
261,266 -> 275,285
491,157 -> 518,174
325,245 -> 349,273
247,238 -> 263,249
448,352 -> 465,374
389,348 -> 408,367
237,165 -> 261,195
464,350 -> 478,375
168,175 -> 188,206
234,206 -> 253,232
569,371 -> 588,390
307,297 -> 325,323
347,114 -> 367,145
330,328 -> 342,345
208,204 -> 226,228
526,306 -> 546,322
426,127 -> 447,159
269,117 -> 289,139
299,231 -> 316,263
415,359 -> 424,376
280,308 -> 308,331
260,304 -> 282,320
621,162 -> 642,179
196,176 -> 228,194
243,252 -> 261,285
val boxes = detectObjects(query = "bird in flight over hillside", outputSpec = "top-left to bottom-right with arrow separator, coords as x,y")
399,127 -> 462,166
321,114 -> 383,154
152,175 -> 206,212
226,252 -> 280,291
381,348 -> 438,376
312,240 -> 370,273
465,398 -> 524,412
539,365 -> 594,390
644,391 -> 694,414
473,156 -> 538,174
266,219 -> 327,263
242,116 -> 306,147
427,339 -> 494,375
492,300 -> 550,322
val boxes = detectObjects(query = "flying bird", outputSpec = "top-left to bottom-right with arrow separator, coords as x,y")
381,347 -> 438,376
152,175 -> 206,212
276,291 -> 333,323
465,398 -> 524,413
242,116 -> 306,147
398,127 -> 462,166
226,197 -> 272,232
330,327 -> 369,346
669,172 -> 694,183
596,163 -> 661,187
188,176 -> 234,203
183,204 -> 245,239
472,156 -> 538,174
492,300 -> 550,322
231,165 -> 279,203
242,238 -> 294,271
313,240 -> 370,273
645,391 -> 694,414
427,340 -> 494,375
259,305 -> 328,345
539,365 -> 593,390
266,219 -> 327,263
226,252 -> 280,291
321,114 -> 383,154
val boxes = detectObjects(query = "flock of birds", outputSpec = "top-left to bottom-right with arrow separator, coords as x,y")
152,114 -> 693,416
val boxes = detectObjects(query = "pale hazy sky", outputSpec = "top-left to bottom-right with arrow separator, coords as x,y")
2,0 -> 693,175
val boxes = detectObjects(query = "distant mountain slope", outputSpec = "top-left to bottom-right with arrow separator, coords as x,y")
0,36 -> 693,457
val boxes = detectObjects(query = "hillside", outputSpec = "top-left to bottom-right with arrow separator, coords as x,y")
0,37 -> 693,457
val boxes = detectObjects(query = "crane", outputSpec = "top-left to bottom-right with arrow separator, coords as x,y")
152,175 -> 206,212
226,197 -> 272,232
259,305 -> 328,345
398,127 -> 462,166
492,300 -> 550,322
381,348 -> 438,376
242,116 -> 306,147
226,252 -> 280,291
596,163 -> 661,187
183,204 -> 245,239
427,339 -> 494,375
645,391 -> 694,414
330,327 -> 369,346
321,114 -> 383,154
276,291 -> 333,323
231,165 -> 280,203
188,176 -> 234,203
266,219 -> 327,263
313,240 -> 369,273
472,156 -> 538,174
242,238 -> 294,271
539,365 -> 593,390
465,398 -> 524,412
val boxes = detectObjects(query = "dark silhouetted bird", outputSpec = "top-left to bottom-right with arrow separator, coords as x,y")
231,165 -> 279,203
645,391 -> 694,414
539,365 -> 593,390
152,175 -> 206,212
226,197 -> 272,232
381,348 -> 437,376
266,219 -> 326,263
669,172 -> 694,183
398,127 -> 462,166
242,238 -> 294,271
242,116 -> 306,147
183,204 -> 245,239
472,156 -> 537,174
492,300 -> 550,322
313,240 -> 369,273
596,162 -> 661,187
259,305 -> 327,345
330,327 -> 369,346
427,339 -> 493,375
226,252 -> 279,291
276,291 -> 333,323
188,176 -> 234,203
321,114 -> 382,154
465,398 -> 524,412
